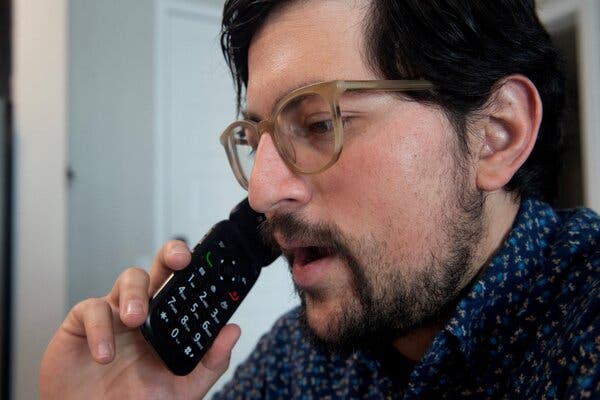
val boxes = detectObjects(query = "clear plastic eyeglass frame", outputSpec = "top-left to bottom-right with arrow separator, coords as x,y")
220,79 -> 434,190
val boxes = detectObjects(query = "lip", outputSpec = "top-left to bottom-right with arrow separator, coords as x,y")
273,234 -> 338,288
292,252 -> 337,288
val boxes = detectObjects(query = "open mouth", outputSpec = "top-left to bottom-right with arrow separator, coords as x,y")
281,243 -> 340,288
294,246 -> 336,267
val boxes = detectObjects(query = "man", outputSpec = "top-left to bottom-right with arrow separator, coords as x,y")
40,0 -> 599,398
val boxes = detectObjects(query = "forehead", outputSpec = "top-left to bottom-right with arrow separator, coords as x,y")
246,0 -> 374,115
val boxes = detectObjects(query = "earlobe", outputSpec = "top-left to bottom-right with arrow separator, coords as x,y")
476,75 -> 542,192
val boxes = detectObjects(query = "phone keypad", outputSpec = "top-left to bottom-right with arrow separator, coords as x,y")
145,235 -> 258,372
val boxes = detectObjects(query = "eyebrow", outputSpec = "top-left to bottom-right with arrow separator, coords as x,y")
241,110 -> 262,123
242,79 -> 323,122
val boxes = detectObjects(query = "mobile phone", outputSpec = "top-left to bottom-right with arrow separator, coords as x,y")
140,198 -> 279,376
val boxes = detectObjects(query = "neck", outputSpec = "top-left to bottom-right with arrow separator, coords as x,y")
392,325 -> 441,361
392,191 -> 520,360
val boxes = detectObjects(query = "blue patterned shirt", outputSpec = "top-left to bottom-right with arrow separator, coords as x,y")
214,200 -> 600,399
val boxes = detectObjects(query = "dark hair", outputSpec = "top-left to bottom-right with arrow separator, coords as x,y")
221,0 -> 565,202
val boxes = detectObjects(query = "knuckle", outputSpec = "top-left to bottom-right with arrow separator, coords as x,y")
87,316 -> 109,330
71,298 -> 112,326
120,267 -> 150,287
76,297 -> 107,311
125,266 -> 148,276
212,358 -> 231,376
218,356 -> 232,374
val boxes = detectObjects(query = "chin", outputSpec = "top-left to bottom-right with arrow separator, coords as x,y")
299,291 -> 371,351
304,293 -> 334,326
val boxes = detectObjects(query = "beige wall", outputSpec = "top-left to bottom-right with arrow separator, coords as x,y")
12,0 -> 67,399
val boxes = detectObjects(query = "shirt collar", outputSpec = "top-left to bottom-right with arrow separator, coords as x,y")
438,199 -> 560,362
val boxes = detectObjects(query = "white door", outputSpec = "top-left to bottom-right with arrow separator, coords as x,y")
155,0 -> 298,395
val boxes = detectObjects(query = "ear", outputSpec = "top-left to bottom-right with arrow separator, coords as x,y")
476,75 -> 542,192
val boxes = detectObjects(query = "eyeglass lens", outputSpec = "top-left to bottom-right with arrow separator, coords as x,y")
232,92 -> 337,181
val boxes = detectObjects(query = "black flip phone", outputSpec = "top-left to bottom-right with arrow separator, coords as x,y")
140,198 -> 279,376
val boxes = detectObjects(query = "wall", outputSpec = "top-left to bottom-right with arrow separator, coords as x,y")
13,1 -> 156,398
67,0 -> 155,306
12,0 -> 67,399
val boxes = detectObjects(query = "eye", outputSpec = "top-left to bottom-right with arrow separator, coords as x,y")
234,127 -> 258,146
298,115 -> 355,138
306,118 -> 334,135
232,126 -> 258,160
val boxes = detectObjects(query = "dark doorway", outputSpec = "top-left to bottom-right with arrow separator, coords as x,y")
551,24 -> 585,208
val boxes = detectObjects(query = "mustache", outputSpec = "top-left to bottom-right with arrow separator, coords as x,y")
261,213 -> 374,317
259,213 -> 349,255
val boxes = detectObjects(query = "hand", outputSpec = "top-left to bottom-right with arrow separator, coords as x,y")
39,240 -> 241,400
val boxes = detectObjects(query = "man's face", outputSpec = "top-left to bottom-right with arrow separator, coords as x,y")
246,0 -> 485,348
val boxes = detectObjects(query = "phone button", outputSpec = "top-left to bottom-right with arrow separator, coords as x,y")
228,291 -> 240,302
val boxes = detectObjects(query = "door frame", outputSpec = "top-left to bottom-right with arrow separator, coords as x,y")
539,0 -> 600,211
154,0 -> 223,249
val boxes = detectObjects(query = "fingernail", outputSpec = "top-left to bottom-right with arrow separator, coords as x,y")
98,341 -> 112,359
126,300 -> 144,315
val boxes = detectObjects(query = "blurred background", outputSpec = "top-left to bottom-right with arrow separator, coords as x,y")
2,0 -> 599,398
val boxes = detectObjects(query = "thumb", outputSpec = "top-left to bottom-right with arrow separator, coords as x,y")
185,324 -> 241,395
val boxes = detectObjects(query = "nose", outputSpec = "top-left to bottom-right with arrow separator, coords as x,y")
248,133 -> 311,216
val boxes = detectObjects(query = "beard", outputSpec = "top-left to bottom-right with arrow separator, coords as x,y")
260,185 -> 485,353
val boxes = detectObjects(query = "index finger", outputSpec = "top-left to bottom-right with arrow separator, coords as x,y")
148,240 -> 192,295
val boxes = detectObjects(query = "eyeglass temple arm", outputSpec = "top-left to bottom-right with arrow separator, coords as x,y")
340,80 -> 434,92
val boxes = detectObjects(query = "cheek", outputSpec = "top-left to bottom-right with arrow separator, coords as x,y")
325,120 -> 451,208
313,114 -> 458,251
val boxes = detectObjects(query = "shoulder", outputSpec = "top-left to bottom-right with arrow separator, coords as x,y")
520,205 -> 600,397
537,205 -> 600,335
551,206 -> 600,258
547,206 -> 599,320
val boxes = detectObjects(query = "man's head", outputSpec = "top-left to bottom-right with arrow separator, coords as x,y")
220,0 -> 564,350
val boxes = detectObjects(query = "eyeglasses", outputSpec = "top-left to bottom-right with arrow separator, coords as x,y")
219,80 -> 434,190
